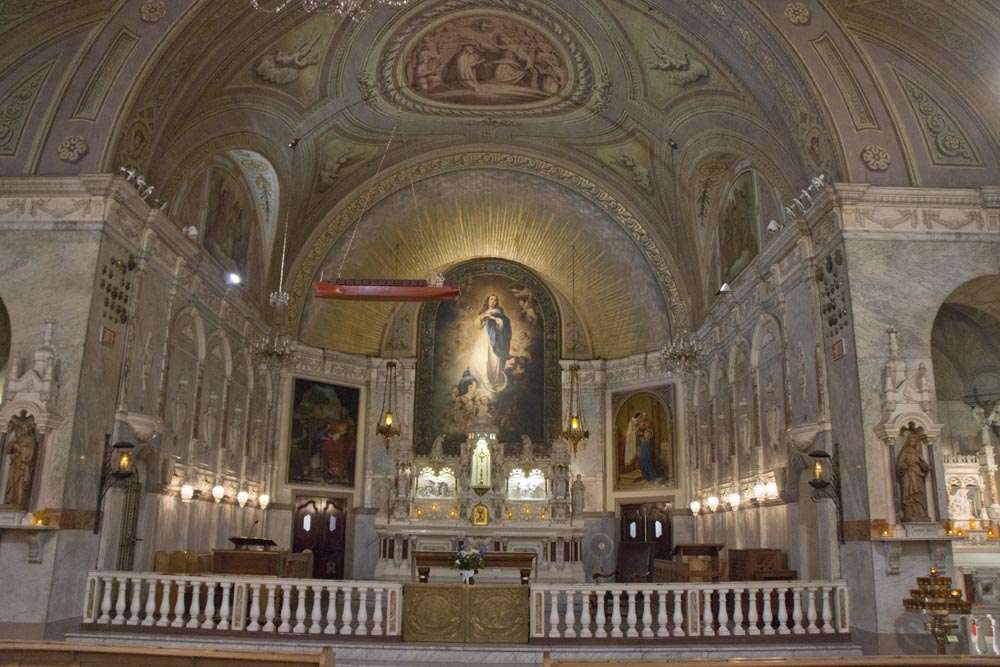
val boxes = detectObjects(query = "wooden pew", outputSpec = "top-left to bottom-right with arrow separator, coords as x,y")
543,653 -> 999,667
0,642 -> 334,666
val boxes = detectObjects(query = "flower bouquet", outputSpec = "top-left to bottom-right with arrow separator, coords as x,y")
452,545 -> 486,584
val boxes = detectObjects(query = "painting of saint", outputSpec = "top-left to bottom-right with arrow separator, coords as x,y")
402,15 -> 569,106
287,379 -> 360,487
422,270 -> 546,447
614,390 -> 674,491
718,171 -> 758,283
204,166 -> 254,276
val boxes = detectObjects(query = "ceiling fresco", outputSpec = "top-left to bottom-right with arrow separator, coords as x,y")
2,0 -> 1000,356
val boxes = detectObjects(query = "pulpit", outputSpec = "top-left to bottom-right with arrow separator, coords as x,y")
212,536 -> 286,576
669,543 -> 724,582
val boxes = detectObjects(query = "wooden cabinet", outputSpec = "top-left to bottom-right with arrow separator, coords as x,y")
728,548 -> 793,581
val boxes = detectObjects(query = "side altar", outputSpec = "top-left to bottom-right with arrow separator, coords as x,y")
374,420 -> 585,584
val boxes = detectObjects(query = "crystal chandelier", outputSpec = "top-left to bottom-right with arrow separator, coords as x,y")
250,0 -> 413,18
562,245 -> 589,454
254,139 -> 299,369
660,329 -> 704,374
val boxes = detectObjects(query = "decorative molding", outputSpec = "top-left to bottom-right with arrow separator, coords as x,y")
861,144 -> 890,171
811,34 -> 878,131
73,28 -> 139,120
139,0 -> 164,23
56,136 -> 88,163
893,69 -> 980,167
0,61 -> 53,156
784,3 -> 811,25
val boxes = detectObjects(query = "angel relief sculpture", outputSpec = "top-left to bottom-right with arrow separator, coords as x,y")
402,16 -> 568,106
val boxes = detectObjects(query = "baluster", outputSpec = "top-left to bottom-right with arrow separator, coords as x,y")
559,590 -> 574,638
656,590 -> 668,638
762,586 -> 775,636
747,587 -> 760,636
594,589 -> 607,638
355,589 -> 369,636
293,585 -> 308,633
579,589 -> 592,638
610,590 -> 623,638
127,578 -> 143,626
625,590 -> 638,638
98,577 -> 113,624
970,615 -> 983,655
776,586 -> 789,635
548,590 -> 561,638
218,582 -> 232,631
186,580 -> 202,628
156,580 -> 172,627
263,584 -> 277,632
83,576 -> 98,624
640,589 -> 653,638
702,589 -> 715,637
110,577 -> 128,625
989,614 -> 1000,655
310,586 -> 324,634
324,588 -> 339,634
169,580 -> 185,628
791,587 -> 804,634
339,589 -> 354,635
732,587 -> 745,636
201,581 -> 217,629
142,579 -> 157,627
277,584 -> 292,632
820,586 -> 834,633
806,587 -> 819,634
671,590 -> 684,637
371,588 -> 384,636
717,587 -> 730,636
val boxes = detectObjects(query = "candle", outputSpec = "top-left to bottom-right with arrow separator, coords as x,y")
814,460 -> 823,481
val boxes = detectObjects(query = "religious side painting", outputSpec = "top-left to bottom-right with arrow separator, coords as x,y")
287,379 -> 360,487
402,14 -> 569,106
718,171 -> 759,283
415,260 -> 560,450
204,165 -> 253,276
613,389 -> 674,491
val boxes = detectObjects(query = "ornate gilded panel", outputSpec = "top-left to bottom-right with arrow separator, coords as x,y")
401,584 -> 464,642
401,583 -> 529,643
467,584 -> 529,643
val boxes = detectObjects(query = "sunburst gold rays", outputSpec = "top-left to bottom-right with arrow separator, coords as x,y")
299,197 -> 664,356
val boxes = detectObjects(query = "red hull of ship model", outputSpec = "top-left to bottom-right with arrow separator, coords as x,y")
312,281 -> 460,302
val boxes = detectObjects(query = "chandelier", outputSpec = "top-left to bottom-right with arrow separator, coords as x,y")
376,360 -> 401,445
562,245 -> 589,454
250,0 -> 413,18
254,139 -> 299,369
660,329 -> 704,374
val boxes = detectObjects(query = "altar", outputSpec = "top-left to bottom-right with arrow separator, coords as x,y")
401,583 -> 530,643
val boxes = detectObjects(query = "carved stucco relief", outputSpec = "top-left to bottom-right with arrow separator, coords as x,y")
0,61 -> 53,156
893,69 -> 980,167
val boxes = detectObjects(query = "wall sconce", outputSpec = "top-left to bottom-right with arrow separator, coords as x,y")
689,500 -> 701,516
540,510 -> 546,520
258,493 -> 270,510
524,505 -> 531,515
236,490 -> 249,507
416,509 -> 423,518
507,510 -> 514,520
753,483 -> 766,503
728,492 -> 742,510
808,447 -> 844,543
706,496 -> 720,512
180,484 -> 195,503
94,435 -> 137,534
449,509 -> 456,519
764,480 -> 779,499
212,485 -> 225,503
431,504 -> 438,513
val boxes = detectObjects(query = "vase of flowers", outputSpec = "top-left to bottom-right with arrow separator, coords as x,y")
452,544 -> 486,584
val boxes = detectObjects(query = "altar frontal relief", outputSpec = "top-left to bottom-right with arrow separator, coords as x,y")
423,271 -> 546,446
614,389 -> 675,491
287,379 -> 360,487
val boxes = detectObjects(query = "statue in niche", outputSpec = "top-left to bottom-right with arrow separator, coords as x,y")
203,393 -> 219,445
520,435 -> 533,460
717,411 -> 730,457
395,462 -> 412,499
896,432 -> 932,522
430,434 -> 445,459
4,411 -> 38,507
737,401 -> 752,454
228,406 -> 244,451
171,378 -> 189,443
140,332 -> 153,395
256,35 -> 321,84
765,377 -> 782,448
571,474 -> 585,516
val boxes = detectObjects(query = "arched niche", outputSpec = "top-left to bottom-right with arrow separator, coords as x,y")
162,308 -> 205,462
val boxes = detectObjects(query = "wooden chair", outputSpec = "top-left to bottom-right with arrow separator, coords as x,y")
592,542 -> 654,584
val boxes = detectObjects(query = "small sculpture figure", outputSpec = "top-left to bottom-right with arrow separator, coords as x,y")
571,474 -> 585,516
430,434 -> 445,459
4,411 -> 38,507
520,435 -> 533,460
948,485 -> 973,520
896,432 -> 932,522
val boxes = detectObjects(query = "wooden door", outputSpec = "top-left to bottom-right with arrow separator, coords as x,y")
292,496 -> 347,579
620,501 -> 672,559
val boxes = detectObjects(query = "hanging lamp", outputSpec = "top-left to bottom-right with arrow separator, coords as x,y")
312,123 -> 460,302
375,245 -> 403,446
561,245 -> 589,454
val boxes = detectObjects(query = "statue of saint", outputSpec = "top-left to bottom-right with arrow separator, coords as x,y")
948,485 -> 973,520
4,411 -> 38,507
520,435 -> 533,460
896,432 -> 932,522
430,434 -> 445,459
571,474 -> 585,516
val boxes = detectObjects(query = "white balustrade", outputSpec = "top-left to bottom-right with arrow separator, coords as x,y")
529,580 -> 850,639
960,612 -> 1000,656
83,572 -> 402,637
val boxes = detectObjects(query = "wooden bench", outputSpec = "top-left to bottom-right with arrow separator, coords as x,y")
0,641 -> 334,666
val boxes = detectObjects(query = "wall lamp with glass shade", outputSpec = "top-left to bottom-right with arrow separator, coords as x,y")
706,495 -> 720,512
180,484 -> 195,503
236,490 -> 249,508
809,446 -> 844,544
94,436 -> 137,534
258,493 -> 271,510
753,482 -> 766,503
212,485 -> 225,503
689,500 -> 701,516
728,492 -> 742,510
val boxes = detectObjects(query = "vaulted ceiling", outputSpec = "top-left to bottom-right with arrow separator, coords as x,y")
2,0 -> 999,357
